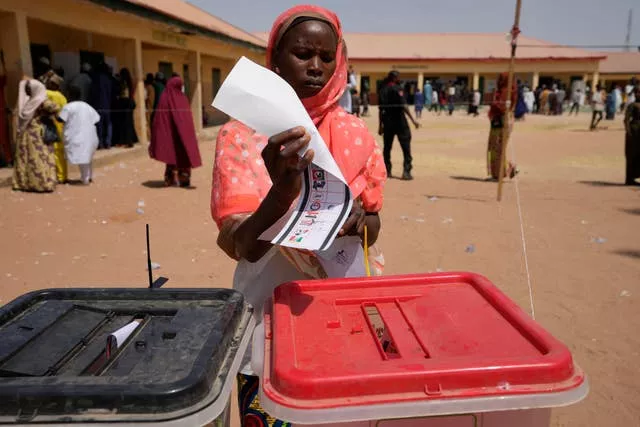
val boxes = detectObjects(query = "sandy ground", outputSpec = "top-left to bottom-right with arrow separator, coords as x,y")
0,109 -> 638,426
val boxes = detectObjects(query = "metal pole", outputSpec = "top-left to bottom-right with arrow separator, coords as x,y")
497,0 -> 523,202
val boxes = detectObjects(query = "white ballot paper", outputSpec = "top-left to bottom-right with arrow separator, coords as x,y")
106,320 -> 140,357
212,56 -> 353,251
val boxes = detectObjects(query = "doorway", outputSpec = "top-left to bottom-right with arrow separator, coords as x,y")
158,61 -> 173,79
79,50 -> 105,71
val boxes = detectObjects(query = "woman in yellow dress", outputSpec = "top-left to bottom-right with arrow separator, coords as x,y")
12,79 -> 60,192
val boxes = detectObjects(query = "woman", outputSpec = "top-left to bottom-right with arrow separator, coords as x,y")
12,79 -> 60,192
414,88 -> 424,118
112,68 -> 138,148
624,87 -> 640,186
524,86 -> 535,114
540,85 -> 550,115
210,5 -> 386,425
144,73 -> 155,139
605,86 -> 616,120
45,74 -> 68,183
487,72 -> 518,181
514,83 -> 527,120
149,75 -> 201,187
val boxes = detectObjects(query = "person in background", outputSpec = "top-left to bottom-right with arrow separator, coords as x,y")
0,53 -> 11,167
624,87 -> 640,186
590,84 -> 605,130
430,88 -> 439,114
472,88 -> 481,116
379,70 -> 420,180
624,78 -> 637,111
360,78 -> 370,116
605,85 -> 616,121
514,81 -> 527,121
447,81 -> 456,115
524,86 -> 535,114
150,72 -> 166,127
45,74 -> 68,183
548,84 -> 558,115
91,62 -> 113,149
570,88 -> 581,115
540,85 -> 550,115
149,75 -> 201,187
468,89 -> 480,117
36,57 -> 54,84
533,85 -> 542,114
414,87 -> 424,118
339,63 -> 357,113
556,84 -> 566,115
423,79 -> 433,112
211,8 -> 386,423
351,88 -> 361,117
58,85 -> 100,185
12,79 -> 60,192
439,87 -> 447,113
614,85 -> 623,113
112,68 -> 138,148
70,63 -> 92,103
144,73 -> 155,139
486,72 -> 518,181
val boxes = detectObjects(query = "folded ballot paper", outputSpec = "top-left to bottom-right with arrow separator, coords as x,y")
212,56 -> 353,252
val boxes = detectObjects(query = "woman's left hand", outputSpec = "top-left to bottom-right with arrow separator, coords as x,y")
339,201 -> 381,247
339,200 -> 365,237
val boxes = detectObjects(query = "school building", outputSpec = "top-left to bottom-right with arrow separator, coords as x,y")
340,33 -> 612,103
0,0 -> 266,144
256,32 -> 639,103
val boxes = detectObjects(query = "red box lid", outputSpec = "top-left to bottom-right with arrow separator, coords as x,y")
262,273 -> 585,409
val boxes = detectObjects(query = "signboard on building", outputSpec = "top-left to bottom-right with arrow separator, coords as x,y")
152,30 -> 188,48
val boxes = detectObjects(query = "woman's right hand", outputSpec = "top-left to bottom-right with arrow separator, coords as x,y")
262,126 -> 314,203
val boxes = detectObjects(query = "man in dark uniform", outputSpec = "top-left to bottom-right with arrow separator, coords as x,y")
378,70 -> 420,180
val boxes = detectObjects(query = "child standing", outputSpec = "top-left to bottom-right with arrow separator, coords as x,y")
58,86 -> 100,184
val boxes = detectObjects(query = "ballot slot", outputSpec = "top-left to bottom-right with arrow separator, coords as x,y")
81,314 -> 149,377
0,301 -> 176,378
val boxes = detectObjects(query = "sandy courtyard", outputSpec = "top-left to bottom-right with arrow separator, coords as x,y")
0,109 -> 638,426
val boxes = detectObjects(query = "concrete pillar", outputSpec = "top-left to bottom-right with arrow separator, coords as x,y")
0,11 -> 32,108
122,38 -> 147,144
532,71 -> 540,89
582,74 -> 589,83
591,71 -> 600,93
417,72 -> 424,91
188,51 -> 203,133
472,72 -> 480,90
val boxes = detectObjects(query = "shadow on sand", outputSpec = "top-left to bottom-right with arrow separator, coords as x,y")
612,249 -> 640,260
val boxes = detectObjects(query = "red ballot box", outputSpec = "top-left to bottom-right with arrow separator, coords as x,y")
254,272 -> 588,426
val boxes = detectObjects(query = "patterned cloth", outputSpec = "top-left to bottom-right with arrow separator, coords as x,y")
12,99 -> 60,192
237,374 -> 290,427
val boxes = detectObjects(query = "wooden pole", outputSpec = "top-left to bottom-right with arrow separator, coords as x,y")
497,0 -> 523,202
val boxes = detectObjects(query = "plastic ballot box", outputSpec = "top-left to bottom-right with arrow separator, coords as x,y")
254,273 -> 588,426
0,288 -> 254,427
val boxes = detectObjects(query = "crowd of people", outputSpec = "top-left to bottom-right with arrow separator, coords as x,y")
2,57 -> 202,192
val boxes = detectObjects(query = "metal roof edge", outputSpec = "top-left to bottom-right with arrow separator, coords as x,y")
84,0 -> 266,52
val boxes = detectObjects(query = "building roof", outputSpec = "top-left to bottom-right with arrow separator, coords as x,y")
254,32 -> 603,61
598,52 -> 640,74
117,0 -> 266,49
